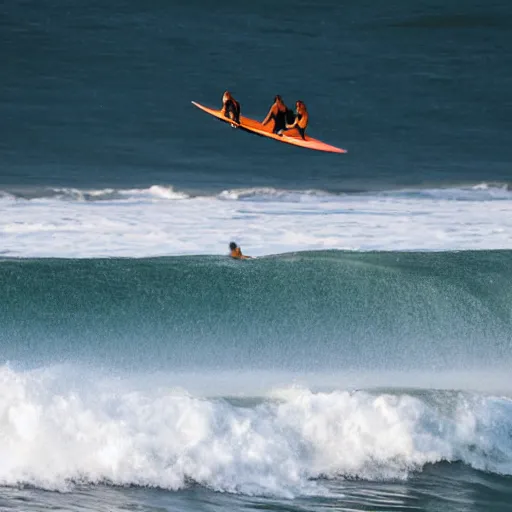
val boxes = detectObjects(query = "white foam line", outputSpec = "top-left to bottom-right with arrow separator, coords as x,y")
1,190 -> 512,257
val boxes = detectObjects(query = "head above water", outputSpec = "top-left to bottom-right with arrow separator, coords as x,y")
229,241 -> 238,251
223,91 -> 233,103
274,94 -> 283,104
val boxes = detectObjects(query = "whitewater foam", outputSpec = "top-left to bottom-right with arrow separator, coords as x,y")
0,366 -> 511,496
1,183 -> 512,257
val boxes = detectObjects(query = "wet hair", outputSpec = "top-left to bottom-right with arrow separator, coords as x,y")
229,242 -> 237,250
274,95 -> 282,102
296,100 -> 307,111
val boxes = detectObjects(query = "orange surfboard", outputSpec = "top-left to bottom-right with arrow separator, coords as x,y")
191,101 -> 347,154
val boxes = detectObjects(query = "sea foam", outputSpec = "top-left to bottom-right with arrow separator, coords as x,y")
1,183 -> 512,257
0,366 -> 511,496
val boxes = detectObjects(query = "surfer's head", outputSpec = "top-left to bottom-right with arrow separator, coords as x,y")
223,91 -> 233,103
229,241 -> 237,251
296,100 -> 306,112
274,94 -> 283,104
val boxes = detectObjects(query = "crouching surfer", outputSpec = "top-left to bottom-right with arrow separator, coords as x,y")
262,95 -> 295,134
285,100 -> 309,140
221,91 -> 241,126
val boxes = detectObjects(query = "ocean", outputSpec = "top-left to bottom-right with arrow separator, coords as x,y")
1,0 -> 512,511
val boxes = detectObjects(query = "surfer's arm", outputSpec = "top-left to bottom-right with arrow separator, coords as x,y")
237,248 -> 252,259
238,249 -> 252,259
231,254 -> 252,259
299,112 -> 309,128
231,247 -> 252,259
262,105 -> 276,126
285,117 -> 297,129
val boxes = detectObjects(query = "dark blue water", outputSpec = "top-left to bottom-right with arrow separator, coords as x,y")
2,0 -> 511,193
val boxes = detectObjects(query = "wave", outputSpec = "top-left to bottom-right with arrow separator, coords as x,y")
2,183 -> 512,257
0,185 -> 190,202
220,182 -> 512,202
1,181 -> 511,203
1,251 -> 511,373
218,187 -> 337,202
376,182 -> 512,201
0,365 -> 511,496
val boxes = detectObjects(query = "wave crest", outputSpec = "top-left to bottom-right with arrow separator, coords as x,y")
1,182 -> 511,204
1,367 -> 511,496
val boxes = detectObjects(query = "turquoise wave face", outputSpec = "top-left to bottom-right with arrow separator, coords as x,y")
1,250 -> 511,372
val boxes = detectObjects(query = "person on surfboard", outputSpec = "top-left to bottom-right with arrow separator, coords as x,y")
261,95 -> 295,134
285,100 -> 309,140
229,241 -> 252,259
221,91 -> 241,125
